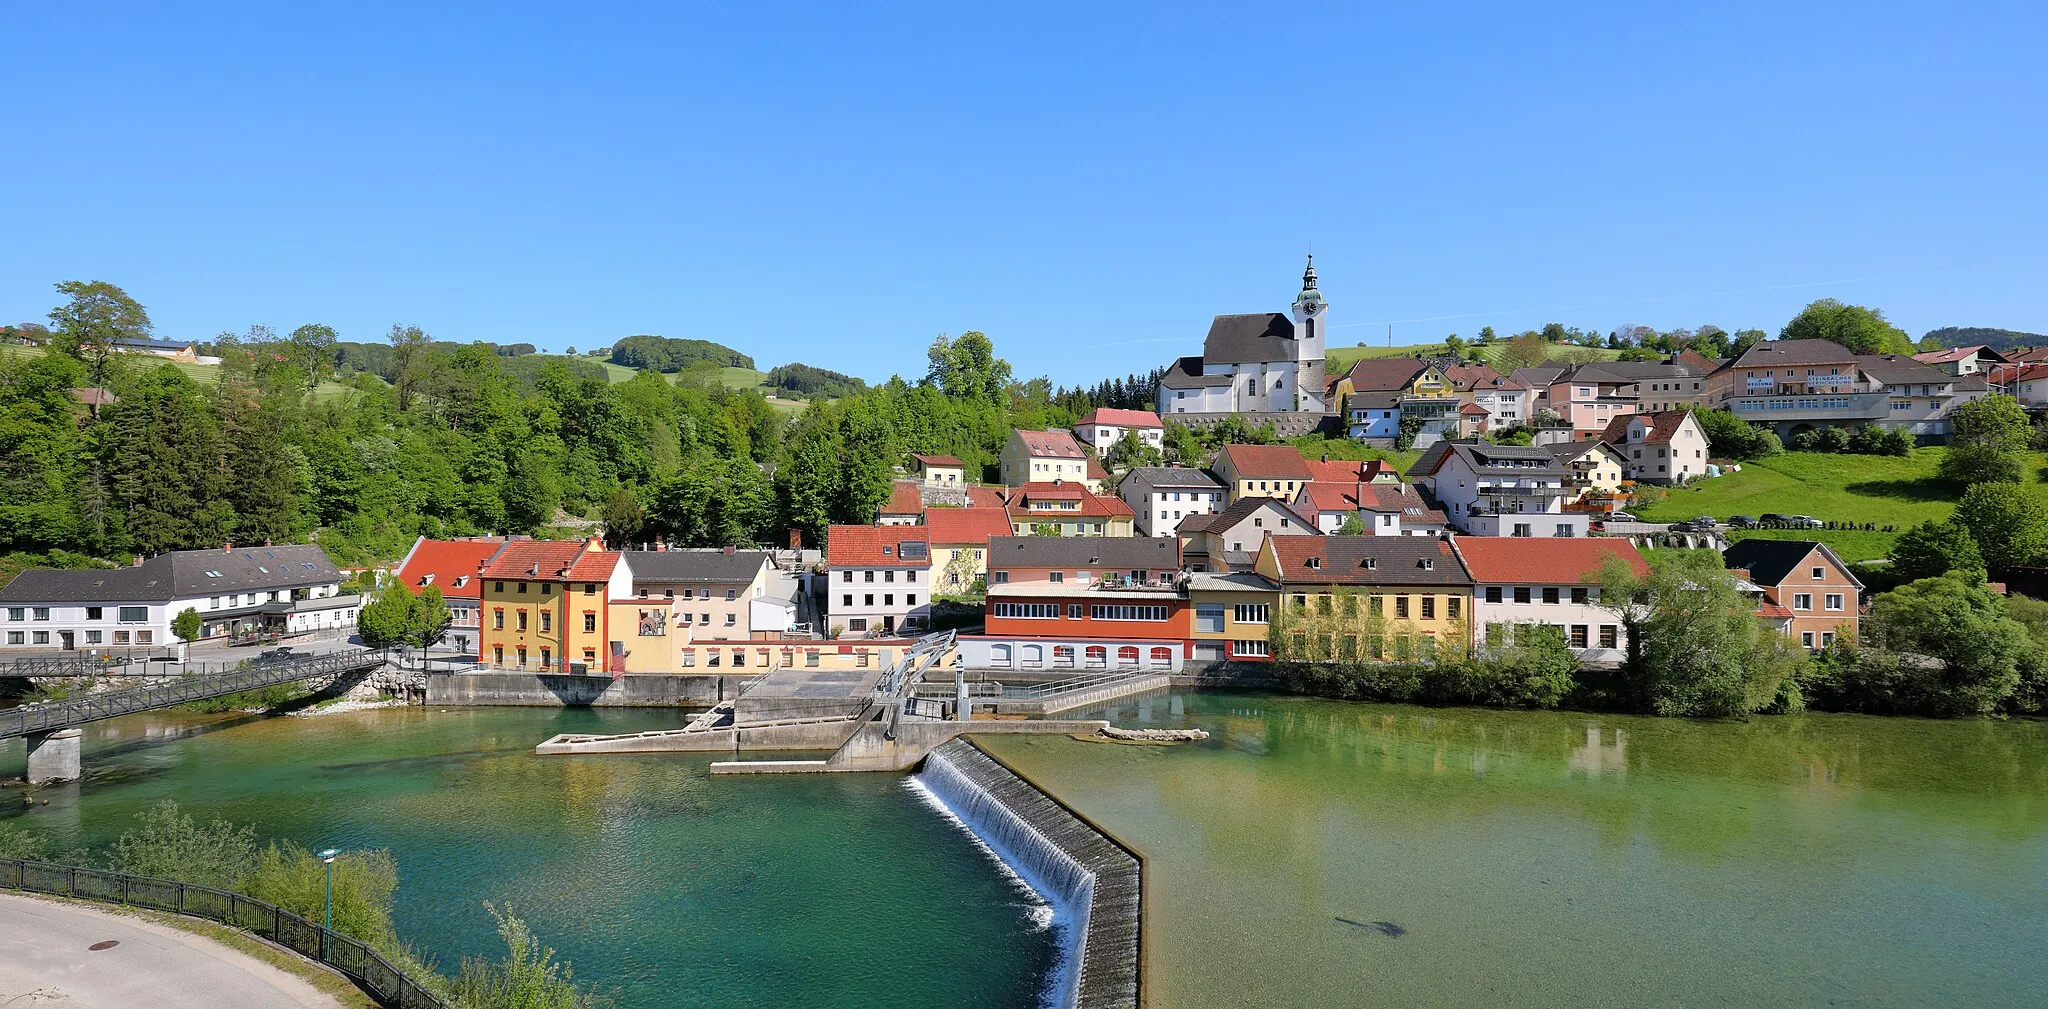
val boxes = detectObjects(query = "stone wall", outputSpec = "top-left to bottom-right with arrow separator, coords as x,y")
425,671 -> 745,706
1163,411 -> 1340,439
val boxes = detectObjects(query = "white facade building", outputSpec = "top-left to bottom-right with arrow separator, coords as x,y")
1120,467 -> 1226,537
1410,441 -> 1589,538
0,544 -> 356,652
1157,257 -> 1328,415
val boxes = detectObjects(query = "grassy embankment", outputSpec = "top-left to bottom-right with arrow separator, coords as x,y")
1632,449 -> 2048,562
1325,341 -> 1622,372
0,344 -> 373,403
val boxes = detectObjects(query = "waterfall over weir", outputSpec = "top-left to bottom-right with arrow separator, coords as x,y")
915,739 -> 1142,1009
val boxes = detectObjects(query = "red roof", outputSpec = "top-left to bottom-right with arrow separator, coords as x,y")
1442,363 -> 1506,391
397,537 -> 509,599
1599,410 -> 1691,446
1294,483 -> 1446,524
1076,407 -> 1163,429
2012,363 -> 2048,382
1459,402 -> 1489,415
1342,358 -> 1433,392
1218,443 -> 1313,480
1304,458 -> 1399,484
880,480 -> 924,517
1453,537 -> 1648,584
567,549 -> 620,582
913,454 -> 965,468
480,540 -> 587,581
964,485 -> 1007,508
1756,601 -> 1795,619
1005,482 -> 1134,520
1013,429 -> 1086,458
827,525 -> 931,568
924,507 -> 1013,545
1086,457 -> 1109,481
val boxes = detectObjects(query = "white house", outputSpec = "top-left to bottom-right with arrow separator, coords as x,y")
1119,466 -> 1225,537
1000,429 -> 1093,488
1074,408 -> 1164,453
2013,363 -> 2048,408
1344,391 -> 1402,440
1598,411 -> 1710,485
1409,441 -> 1588,538
1454,537 -> 1649,660
1291,482 -> 1446,536
1157,257 -> 1328,415
1177,497 -> 1319,571
825,525 -> 933,637
0,544 -> 357,651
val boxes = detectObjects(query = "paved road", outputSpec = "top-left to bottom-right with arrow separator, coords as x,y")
0,893 -> 345,1009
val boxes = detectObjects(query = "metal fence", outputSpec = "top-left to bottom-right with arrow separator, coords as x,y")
0,649 -> 385,740
0,857 -> 449,1009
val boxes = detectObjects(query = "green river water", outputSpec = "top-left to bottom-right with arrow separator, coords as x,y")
982,692 -> 2048,1009
6,694 -> 2047,1008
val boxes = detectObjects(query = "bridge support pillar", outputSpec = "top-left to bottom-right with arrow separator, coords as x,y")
26,728 -> 82,785
954,673 -> 973,722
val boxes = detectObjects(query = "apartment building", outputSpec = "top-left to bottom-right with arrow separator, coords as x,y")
477,537 -> 631,673
0,543 -> 354,651
395,536 -> 511,655
1213,443 -> 1314,504
1409,441 -> 1588,538
1599,411 -> 1710,484
1177,496 -> 1318,571
1706,340 -> 1981,440
826,525 -> 932,637
925,507 -> 1015,595
613,547 -> 785,672
1120,466 -> 1226,537
1073,408 -> 1164,452
1454,537 -> 1646,659
1722,539 -> 1861,650
1003,480 -> 1137,536
1000,429 -> 1093,488
959,535 -> 1189,672
1254,535 -> 1476,661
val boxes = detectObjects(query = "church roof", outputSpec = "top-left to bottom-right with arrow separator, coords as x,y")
1160,355 -> 1233,389
1201,313 -> 1298,365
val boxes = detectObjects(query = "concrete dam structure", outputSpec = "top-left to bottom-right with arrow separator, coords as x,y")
916,739 -> 1142,1009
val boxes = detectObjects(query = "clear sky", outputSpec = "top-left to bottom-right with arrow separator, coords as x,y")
3,2 -> 2043,384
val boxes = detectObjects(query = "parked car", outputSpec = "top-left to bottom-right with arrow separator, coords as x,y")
1789,515 -> 1823,529
1610,512 -> 1639,522
1759,512 -> 1790,524
1693,515 -> 1717,527
1729,515 -> 1757,528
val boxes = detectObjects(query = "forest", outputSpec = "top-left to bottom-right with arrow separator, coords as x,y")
0,285 -> 1181,572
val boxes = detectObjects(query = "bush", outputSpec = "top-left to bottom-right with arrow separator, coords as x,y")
243,842 -> 402,949
454,903 -> 611,1009
109,801 -> 257,889
0,822 -> 51,859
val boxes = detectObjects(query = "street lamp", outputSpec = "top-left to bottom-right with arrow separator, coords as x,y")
319,848 -> 340,961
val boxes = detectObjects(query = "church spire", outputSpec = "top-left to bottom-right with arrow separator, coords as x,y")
1301,253 -> 1318,292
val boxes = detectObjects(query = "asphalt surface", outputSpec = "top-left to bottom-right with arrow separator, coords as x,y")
0,892 -> 345,1009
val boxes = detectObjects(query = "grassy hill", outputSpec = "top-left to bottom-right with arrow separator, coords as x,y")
1631,449 -> 2048,562
0,343 -> 374,403
1325,341 -> 1621,373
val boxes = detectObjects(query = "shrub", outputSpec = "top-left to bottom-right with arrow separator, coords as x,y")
454,903 -> 611,1009
0,822 -> 50,860
243,842 -> 402,949
108,801 -> 257,889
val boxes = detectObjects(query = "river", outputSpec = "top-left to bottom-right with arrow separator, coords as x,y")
981,691 -> 2048,1009
6,695 -> 2046,1008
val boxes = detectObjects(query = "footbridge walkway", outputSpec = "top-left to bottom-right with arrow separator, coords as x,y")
5,649 -> 385,784
535,631 -> 1168,773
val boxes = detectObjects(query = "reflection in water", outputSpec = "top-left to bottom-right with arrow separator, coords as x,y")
984,692 -> 2048,1009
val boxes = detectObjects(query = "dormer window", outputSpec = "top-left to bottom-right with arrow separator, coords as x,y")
1418,559 -> 1435,570
1362,558 -> 1377,570
1305,557 -> 1321,570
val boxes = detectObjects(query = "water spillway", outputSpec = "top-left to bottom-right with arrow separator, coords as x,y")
916,738 -> 1142,1009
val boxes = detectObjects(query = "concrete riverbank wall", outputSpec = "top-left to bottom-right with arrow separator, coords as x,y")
424,671 -> 748,706
916,738 -> 1141,1009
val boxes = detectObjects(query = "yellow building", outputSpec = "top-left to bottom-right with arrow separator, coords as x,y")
1253,534 -> 1474,660
1543,440 -> 1627,502
477,537 -> 629,674
1212,443 -> 1314,504
925,508 -> 1014,595
1186,571 -> 1282,663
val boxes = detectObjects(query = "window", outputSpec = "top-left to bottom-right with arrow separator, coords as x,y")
1067,604 -> 1084,619
1234,604 -> 1270,624
842,571 -> 853,583
883,594 -> 894,606
1089,604 -> 1169,621
1811,567 -> 1825,580
1054,645 -> 1076,668
848,618 -> 868,632
1571,587 -> 1589,604
494,582 -> 504,593
1821,631 -> 1835,647
1513,587 -> 1531,604
1485,587 -> 1502,604
990,644 -> 1012,667
991,602 -> 1060,619
1049,571 -> 1064,583
118,606 -> 148,623
584,613 -> 596,633
1447,596 -> 1460,620
1801,631 -> 1816,649
725,614 -> 737,626
1792,593 -> 1812,611
540,647 -> 551,669
1512,523 -> 1532,538
1149,646 -> 1173,667
907,594 -> 918,607
31,630 -> 47,645
1542,587 -> 1559,604
494,645 -> 504,666
85,606 -> 102,620
31,607 -> 49,620
1395,596 -> 1409,619
864,571 -> 875,583
85,630 -> 102,645
842,594 -> 853,607
805,650 -> 821,667
865,594 -> 874,606
1825,593 -> 1844,611
1421,596 -> 1435,620
540,611 -> 552,632
1600,625 -> 1618,649
884,571 -> 896,583
1570,625 -> 1588,648
493,609 -> 505,629
1233,639 -> 1270,657
517,611 -> 528,631
518,582 -> 528,594
113,630 -> 129,644
1195,606 -> 1225,633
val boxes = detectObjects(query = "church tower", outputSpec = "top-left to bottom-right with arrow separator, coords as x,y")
1290,255 -> 1328,411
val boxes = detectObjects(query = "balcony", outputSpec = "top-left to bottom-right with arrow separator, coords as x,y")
1729,392 -> 1891,422
1474,483 -> 1563,497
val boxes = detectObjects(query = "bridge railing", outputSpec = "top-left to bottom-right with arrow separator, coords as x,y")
0,648 -> 384,740
0,856 -> 449,1009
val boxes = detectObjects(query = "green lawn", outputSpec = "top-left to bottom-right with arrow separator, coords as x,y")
1326,341 -> 1620,373
1633,449 -> 2048,562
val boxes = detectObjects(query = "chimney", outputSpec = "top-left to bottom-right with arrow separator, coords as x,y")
585,534 -> 604,552
223,541 -> 233,552
1321,453 -> 1329,462
723,545 -> 735,556
655,535 -> 668,552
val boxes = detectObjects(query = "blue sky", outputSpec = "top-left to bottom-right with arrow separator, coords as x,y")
3,2 -> 2043,384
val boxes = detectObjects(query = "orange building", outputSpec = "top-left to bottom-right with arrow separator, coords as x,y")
475,537 -> 633,673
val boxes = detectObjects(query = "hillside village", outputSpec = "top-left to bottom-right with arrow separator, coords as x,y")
5,267 -> 2048,719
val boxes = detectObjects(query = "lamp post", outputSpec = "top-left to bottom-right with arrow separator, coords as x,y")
319,848 -> 340,961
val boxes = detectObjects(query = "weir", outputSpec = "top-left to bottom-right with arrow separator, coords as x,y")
916,738 -> 1141,1009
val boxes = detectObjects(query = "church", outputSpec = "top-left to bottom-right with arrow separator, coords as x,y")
1155,256 -> 1329,416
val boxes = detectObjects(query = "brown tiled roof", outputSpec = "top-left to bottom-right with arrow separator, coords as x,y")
1342,357 -> 1432,392
481,540 -> 585,581
880,480 -> 923,517
1452,537 -> 1647,584
1014,429 -> 1087,458
1304,458 -> 1399,483
913,454 -> 965,468
923,507 -> 1014,546
1006,483 -> 1134,521
964,485 -> 1008,508
398,537 -> 510,599
827,525 -> 931,568
1599,410 -> 1691,446
1267,536 -> 1471,586
1218,443 -> 1312,480
1728,339 -> 1856,369
1442,363 -> 1507,391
